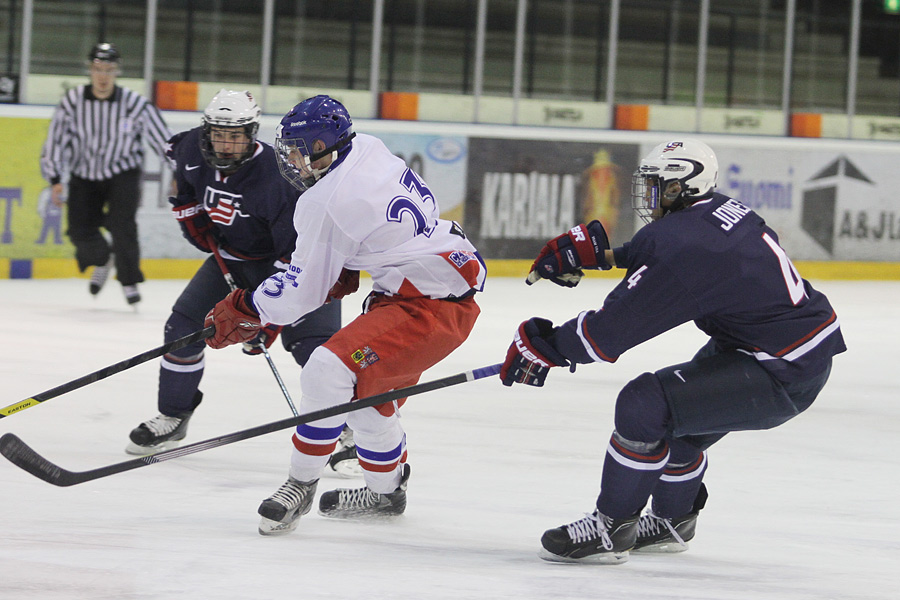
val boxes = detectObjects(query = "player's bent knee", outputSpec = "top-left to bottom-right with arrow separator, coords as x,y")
300,347 -> 356,406
164,311 -> 206,358
614,372 -> 671,443
347,407 -> 403,440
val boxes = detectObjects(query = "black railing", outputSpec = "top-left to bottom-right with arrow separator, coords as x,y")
8,0 -> 900,116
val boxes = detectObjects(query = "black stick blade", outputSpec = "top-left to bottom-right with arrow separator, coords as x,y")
0,433 -> 77,487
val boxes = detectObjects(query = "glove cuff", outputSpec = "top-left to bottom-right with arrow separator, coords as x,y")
571,224 -> 600,269
171,200 -> 204,222
518,319 -> 568,368
235,289 -> 260,318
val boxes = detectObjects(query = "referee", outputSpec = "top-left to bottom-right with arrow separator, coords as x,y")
40,42 -> 173,305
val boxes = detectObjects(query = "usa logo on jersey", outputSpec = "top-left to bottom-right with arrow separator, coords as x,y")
203,187 -> 248,225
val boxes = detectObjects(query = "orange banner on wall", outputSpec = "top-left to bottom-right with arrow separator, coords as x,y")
791,113 -> 822,138
614,104 -> 649,131
155,81 -> 199,111
380,92 -> 419,121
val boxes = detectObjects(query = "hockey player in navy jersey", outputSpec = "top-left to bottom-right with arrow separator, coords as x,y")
501,139 -> 846,564
125,90 -> 350,461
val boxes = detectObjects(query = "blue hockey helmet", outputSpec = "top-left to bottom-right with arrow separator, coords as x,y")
275,95 -> 355,191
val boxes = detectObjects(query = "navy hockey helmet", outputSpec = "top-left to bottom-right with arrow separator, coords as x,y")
88,42 -> 120,63
632,139 -> 719,223
275,95 -> 355,192
199,89 -> 261,171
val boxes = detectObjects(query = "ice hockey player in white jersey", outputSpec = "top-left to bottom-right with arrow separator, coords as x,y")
204,95 -> 486,535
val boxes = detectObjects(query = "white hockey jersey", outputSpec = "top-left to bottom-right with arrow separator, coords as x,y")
252,133 -> 486,326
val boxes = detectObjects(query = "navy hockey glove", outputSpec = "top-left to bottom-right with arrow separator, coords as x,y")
205,288 -> 263,349
527,220 -> 611,287
500,318 -> 570,387
170,196 -> 214,253
242,323 -> 284,355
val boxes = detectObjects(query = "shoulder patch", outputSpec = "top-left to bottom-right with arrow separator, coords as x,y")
350,346 -> 380,370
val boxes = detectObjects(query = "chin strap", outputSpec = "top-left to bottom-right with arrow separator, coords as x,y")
309,131 -> 357,163
663,183 -> 708,217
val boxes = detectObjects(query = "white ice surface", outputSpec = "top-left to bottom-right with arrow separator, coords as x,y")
0,276 -> 897,600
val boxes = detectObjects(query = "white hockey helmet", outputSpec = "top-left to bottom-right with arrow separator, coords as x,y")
200,89 -> 261,171
631,139 -> 719,223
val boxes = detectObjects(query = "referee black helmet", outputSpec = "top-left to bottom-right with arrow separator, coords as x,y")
88,42 -> 120,63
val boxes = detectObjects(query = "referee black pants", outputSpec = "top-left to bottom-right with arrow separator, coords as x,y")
67,168 -> 144,286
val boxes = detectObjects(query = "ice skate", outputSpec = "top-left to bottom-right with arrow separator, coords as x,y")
326,426 -> 362,478
123,284 -> 141,306
538,510 -> 639,564
89,255 -> 114,295
125,410 -> 194,455
633,484 -> 707,553
258,476 -> 318,536
318,464 -> 410,519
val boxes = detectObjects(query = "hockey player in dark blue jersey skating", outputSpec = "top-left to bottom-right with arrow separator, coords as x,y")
500,139 -> 846,564
125,90 -> 357,472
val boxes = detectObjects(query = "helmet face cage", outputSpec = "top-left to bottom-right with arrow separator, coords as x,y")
274,95 -> 354,192
631,172 -> 662,224
275,137 -> 321,192
199,90 -> 261,171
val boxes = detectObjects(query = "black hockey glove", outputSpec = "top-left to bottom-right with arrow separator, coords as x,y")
526,220 -> 611,287
500,318 -> 571,387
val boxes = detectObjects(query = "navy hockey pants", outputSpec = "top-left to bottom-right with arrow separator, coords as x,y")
597,340 -> 832,519
158,255 -> 341,415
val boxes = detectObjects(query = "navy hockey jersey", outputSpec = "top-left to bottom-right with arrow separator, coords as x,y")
554,193 -> 846,383
167,127 -> 299,260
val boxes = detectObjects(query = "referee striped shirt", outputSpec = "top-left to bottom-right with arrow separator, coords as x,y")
41,85 -> 173,184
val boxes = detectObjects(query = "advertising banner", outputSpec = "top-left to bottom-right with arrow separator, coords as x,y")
4,105 -> 900,268
376,133 -> 468,222
464,137 -> 640,258
0,117 -> 72,259
714,145 -> 900,261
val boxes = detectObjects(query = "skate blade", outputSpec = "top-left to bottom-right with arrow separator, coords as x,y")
317,507 -> 405,520
631,542 -> 689,554
258,517 -> 300,536
124,438 -> 182,456
537,548 -> 630,565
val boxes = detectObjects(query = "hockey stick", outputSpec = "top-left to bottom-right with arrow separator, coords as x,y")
0,363 -> 502,487
0,326 -> 215,419
206,237 -> 298,416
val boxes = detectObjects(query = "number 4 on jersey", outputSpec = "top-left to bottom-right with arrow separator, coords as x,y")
762,232 -> 806,305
